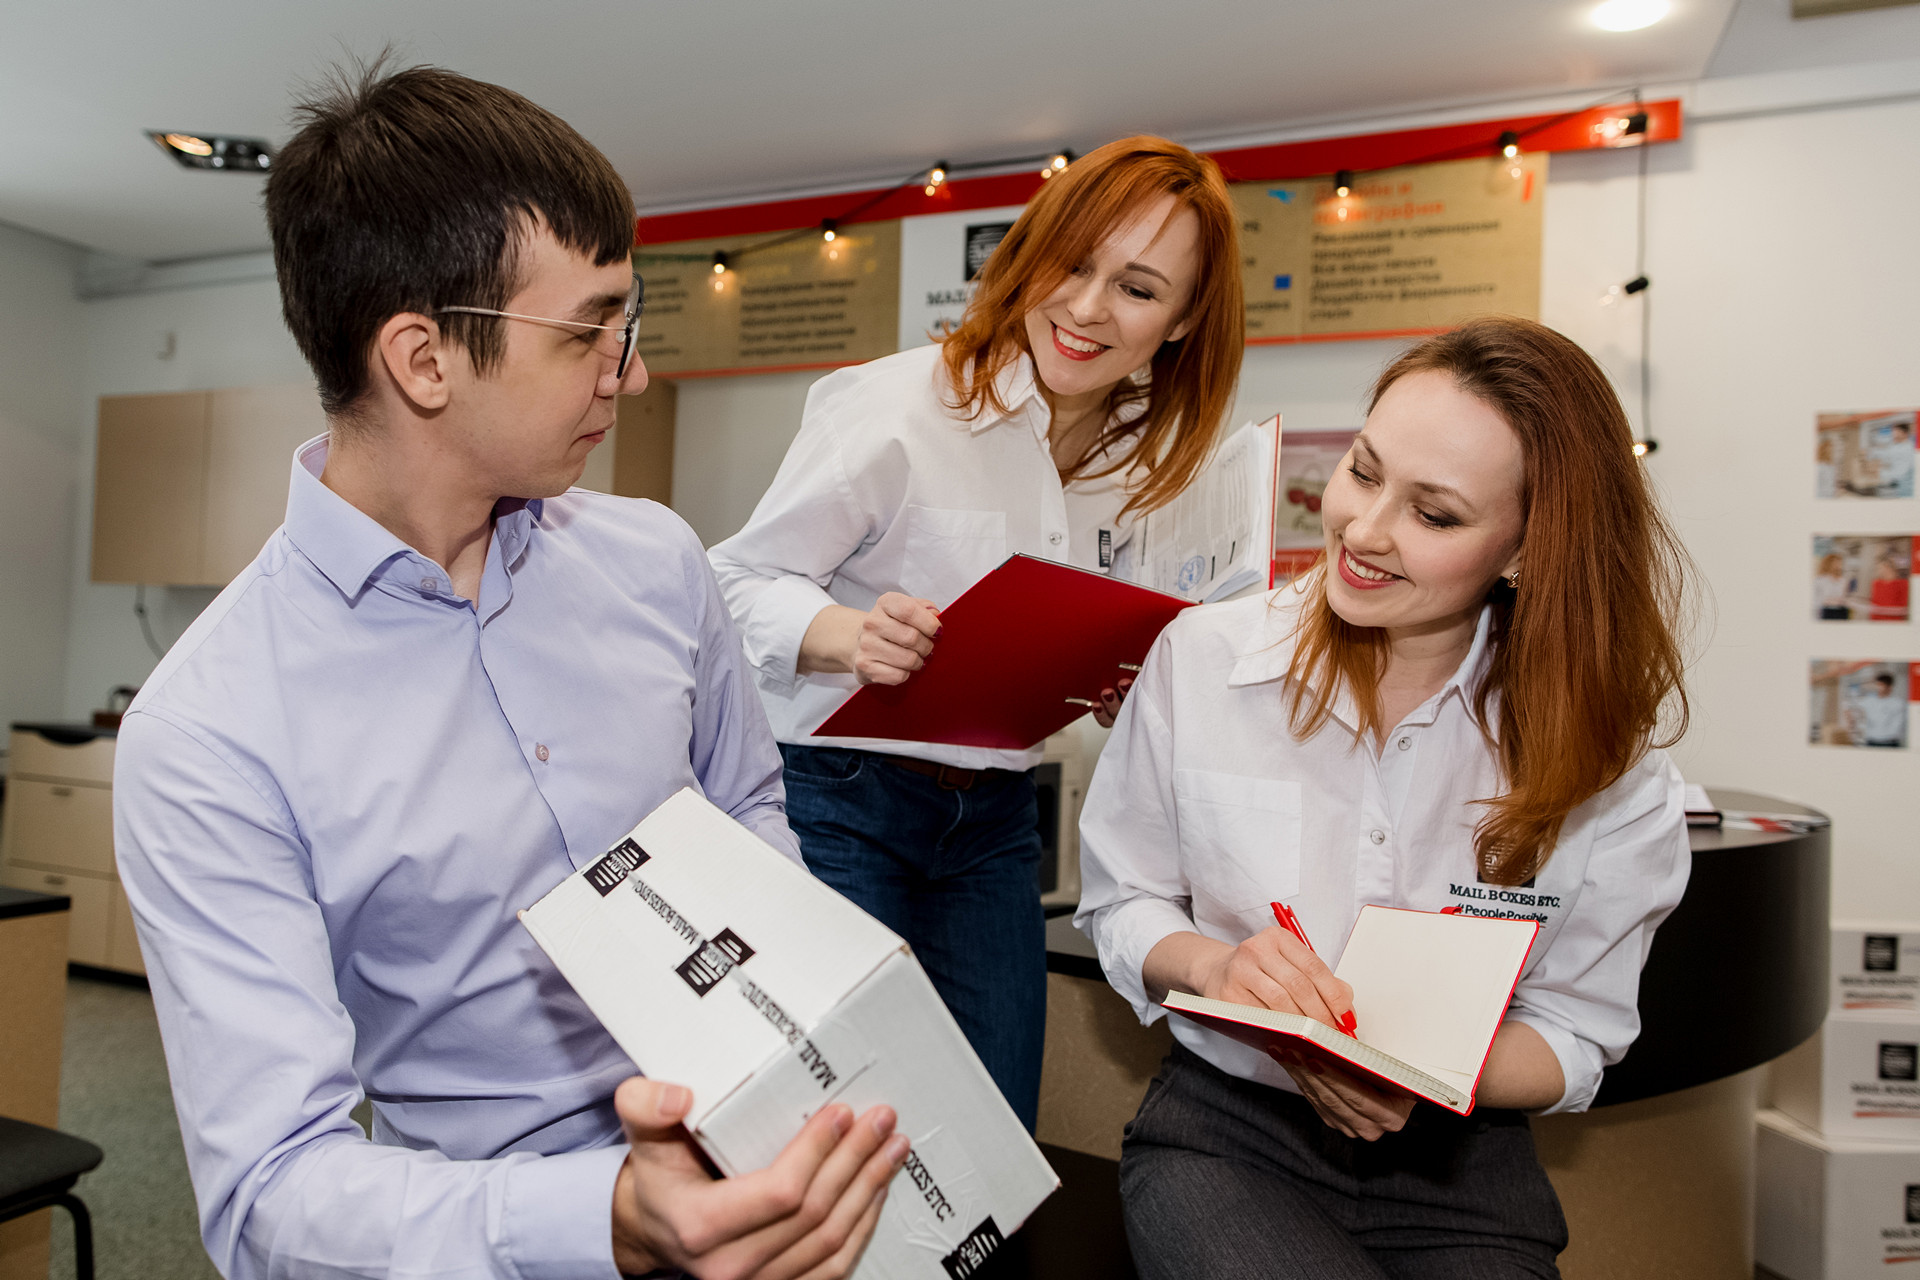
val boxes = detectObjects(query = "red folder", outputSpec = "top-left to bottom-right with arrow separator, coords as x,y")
815,554 -> 1195,750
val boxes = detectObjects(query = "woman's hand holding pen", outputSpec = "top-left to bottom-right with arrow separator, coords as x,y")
1191,926 -> 1355,1034
797,594 -> 940,684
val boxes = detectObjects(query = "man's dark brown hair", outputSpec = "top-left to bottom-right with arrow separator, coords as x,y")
267,59 -> 635,417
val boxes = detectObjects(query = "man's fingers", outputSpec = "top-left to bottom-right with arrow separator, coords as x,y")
615,1076 -> 693,1142
675,1104 -> 853,1258
795,1189 -> 889,1280
762,1119 -> 907,1280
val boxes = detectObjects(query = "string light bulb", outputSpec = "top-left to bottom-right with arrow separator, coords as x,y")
1333,170 -> 1354,198
1040,151 -> 1072,179
1499,131 -> 1520,160
925,161 -> 948,197
711,250 -> 729,275
821,220 -> 837,242
1631,439 -> 1659,457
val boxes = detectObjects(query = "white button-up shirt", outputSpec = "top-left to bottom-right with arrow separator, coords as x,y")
1074,580 -> 1690,1114
708,343 -> 1135,771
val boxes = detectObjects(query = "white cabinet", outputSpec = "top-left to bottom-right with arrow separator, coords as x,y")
1,726 -> 142,974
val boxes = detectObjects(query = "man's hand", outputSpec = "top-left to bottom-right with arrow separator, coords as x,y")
1267,1047 -> 1416,1141
610,1077 -> 909,1280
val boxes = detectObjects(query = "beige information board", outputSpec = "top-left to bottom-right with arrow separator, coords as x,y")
1234,152 -> 1545,342
632,221 -> 901,377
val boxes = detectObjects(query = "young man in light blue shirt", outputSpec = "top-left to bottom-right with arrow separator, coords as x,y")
113,63 -> 905,1280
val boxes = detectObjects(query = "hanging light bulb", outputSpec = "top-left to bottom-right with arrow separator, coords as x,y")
1334,170 -> 1354,198
711,251 -> 729,275
1631,439 -> 1659,457
1041,151 -> 1072,179
1499,131 -> 1520,160
925,161 -> 948,197
821,220 -> 837,243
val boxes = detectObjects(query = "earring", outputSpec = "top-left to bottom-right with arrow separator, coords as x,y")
1504,571 -> 1520,589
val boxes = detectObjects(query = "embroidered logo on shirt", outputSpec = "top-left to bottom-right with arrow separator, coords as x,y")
940,1216 -> 1005,1278
585,838 -> 650,896
676,928 -> 756,996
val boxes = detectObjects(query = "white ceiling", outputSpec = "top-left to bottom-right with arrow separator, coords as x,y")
1,0 -> 1914,262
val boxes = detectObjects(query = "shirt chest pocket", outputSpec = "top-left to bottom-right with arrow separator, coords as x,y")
898,506 -> 1008,610
1174,770 -> 1303,918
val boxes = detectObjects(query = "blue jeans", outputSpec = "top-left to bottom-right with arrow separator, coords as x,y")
778,744 -> 1046,1131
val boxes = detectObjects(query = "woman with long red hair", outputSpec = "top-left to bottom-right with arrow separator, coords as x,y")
1076,315 -> 1692,1275
710,136 -> 1245,1128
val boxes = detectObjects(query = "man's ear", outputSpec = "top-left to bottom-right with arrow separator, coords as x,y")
373,312 -> 455,411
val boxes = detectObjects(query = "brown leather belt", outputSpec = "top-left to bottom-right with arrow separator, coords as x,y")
878,752 -> 1018,791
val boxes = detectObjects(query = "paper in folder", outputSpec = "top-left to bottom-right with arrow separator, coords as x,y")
816,554 -> 1195,750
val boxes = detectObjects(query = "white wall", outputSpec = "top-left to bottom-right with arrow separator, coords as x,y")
0,221 -> 86,737
60,276 -> 310,718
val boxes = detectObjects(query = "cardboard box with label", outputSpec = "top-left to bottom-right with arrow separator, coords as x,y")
1774,1012 -> 1920,1140
1831,921 -> 1920,1015
1756,1108 -> 1920,1279
521,788 -> 1058,1279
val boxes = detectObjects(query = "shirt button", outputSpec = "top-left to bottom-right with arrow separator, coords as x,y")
1047,532 -> 1063,546
420,577 -> 442,594
1369,829 -> 1386,845
1397,736 -> 1411,751
534,743 -> 550,762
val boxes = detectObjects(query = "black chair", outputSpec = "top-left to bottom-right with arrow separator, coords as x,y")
0,1115 -> 103,1280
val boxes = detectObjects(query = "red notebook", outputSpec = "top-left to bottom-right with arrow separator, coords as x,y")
1164,906 -> 1540,1115
815,554 -> 1194,750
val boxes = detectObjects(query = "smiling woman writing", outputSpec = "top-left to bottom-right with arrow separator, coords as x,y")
1076,316 -> 1694,1277
707,136 -> 1244,1129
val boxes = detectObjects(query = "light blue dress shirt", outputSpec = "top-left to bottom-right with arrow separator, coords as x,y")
114,436 -> 799,1280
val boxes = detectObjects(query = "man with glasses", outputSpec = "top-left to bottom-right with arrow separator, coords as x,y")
113,62 -> 904,1280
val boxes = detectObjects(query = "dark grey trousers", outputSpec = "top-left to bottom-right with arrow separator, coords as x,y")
1119,1044 -> 1568,1279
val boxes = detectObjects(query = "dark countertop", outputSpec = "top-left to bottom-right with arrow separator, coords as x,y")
1045,786 -> 1831,1106
0,886 -> 73,920
10,721 -> 117,743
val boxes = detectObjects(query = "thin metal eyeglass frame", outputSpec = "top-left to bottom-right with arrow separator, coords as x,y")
437,274 -> 645,378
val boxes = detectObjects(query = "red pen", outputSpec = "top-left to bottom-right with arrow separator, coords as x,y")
1271,902 -> 1359,1036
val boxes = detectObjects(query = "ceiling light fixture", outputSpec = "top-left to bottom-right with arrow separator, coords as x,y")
1333,170 -> 1354,198
1590,0 -> 1670,31
148,131 -> 273,172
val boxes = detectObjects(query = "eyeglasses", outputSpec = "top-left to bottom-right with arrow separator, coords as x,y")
438,274 -> 645,378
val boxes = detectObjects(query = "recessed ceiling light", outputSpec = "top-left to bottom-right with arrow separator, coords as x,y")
1591,0 -> 1671,30
147,131 -> 273,172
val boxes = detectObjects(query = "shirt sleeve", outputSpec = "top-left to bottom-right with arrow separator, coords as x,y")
1073,628 -> 1200,1025
682,526 -> 804,865
705,373 -> 876,692
1505,753 -> 1691,1115
115,711 -> 625,1280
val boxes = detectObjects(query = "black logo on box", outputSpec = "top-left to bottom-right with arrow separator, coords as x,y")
1880,1043 -> 1919,1081
1098,528 -> 1112,569
963,224 -> 1014,281
1907,1185 -> 1920,1224
1867,935 -> 1902,973
940,1217 -> 1004,1278
676,928 -> 755,996
585,839 -> 650,896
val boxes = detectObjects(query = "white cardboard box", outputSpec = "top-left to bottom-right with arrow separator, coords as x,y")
1774,1012 -> 1920,1140
1756,1108 -> 1920,1278
1831,922 -> 1920,1016
521,788 -> 1058,1279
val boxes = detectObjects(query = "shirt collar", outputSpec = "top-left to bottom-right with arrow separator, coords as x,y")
283,434 -> 545,599
1226,574 -> 1497,725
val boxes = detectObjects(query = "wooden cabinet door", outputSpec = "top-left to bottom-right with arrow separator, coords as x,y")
92,390 -> 211,583
2,780 -> 116,877
203,383 -> 327,582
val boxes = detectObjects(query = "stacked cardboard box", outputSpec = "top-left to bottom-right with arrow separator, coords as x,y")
1758,923 -> 1920,1278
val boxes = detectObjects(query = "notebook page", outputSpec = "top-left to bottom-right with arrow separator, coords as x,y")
1333,907 -> 1537,1079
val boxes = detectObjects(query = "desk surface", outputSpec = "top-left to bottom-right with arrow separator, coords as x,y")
0,887 -> 71,921
1044,787 -> 1830,1106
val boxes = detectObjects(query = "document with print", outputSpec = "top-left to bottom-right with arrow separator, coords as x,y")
1113,416 -> 1279,602
1164,905 -> 1538,1115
